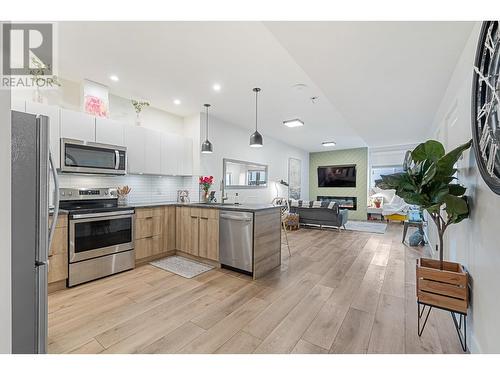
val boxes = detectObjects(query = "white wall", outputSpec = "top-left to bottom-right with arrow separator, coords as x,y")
0,22 -> 12,354
58,174 -> 195,204
199,115 -> 309,204
428,22 -> 500,353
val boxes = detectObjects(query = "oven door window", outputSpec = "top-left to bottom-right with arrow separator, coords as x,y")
74,217 -> 132,253
65,144 -> 117,170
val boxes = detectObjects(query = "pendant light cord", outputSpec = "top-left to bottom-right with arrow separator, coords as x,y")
254,88 -> 259,131
206,106 -> 209,139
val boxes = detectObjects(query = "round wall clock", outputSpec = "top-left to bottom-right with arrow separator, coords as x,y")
472,21 -> 500,195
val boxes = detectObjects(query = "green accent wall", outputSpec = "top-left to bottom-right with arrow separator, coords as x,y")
309,147 -> 368,220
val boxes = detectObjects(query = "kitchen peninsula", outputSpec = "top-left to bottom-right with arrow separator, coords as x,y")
48,202 -> 282,293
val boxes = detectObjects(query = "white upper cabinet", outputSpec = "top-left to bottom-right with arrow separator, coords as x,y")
60,108 -> 95,142
25,101 -> 61,169
11,98 -> 26,112
95,118 -> 125,146
123,125 -> 145,174
180,137 -> 193,176
160,132 -> 178,175
16,102 -> 194,177
160,133 -> 193,176
144,128 -> 162,175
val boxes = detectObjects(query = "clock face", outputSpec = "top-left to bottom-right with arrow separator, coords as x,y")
472,21 -> 500,195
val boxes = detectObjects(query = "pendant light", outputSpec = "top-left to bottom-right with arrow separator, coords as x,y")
201,103 -> 213,153
250,87 -> 263,147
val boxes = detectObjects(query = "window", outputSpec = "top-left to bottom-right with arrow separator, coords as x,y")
371,165 -> 404,189
247,170 -> 267,186
225,172 -> 233,186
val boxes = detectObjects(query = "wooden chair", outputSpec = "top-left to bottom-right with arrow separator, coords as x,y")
271,197 -> 292,256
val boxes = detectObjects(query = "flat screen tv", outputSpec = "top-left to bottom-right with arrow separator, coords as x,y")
317,165 -> 356,188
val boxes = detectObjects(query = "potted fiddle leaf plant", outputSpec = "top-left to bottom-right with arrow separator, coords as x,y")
376,139 -> 472,315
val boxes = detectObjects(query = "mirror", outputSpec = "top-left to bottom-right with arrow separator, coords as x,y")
223,158 -> 268,189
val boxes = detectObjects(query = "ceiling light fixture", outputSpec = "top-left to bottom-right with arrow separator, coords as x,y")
201,104 -> 213,154
250,88 -> 263,148
283,119 -> 304,128
173,99 -> 181,105
212,83 -> 221,92
322,141 -> 336,147
109,75 -> 119,82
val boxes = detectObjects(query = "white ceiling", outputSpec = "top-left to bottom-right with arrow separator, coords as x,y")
265,21 -> 474,147
57,21 -> 474,152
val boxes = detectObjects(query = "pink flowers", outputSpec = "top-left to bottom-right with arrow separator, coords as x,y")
199,176 -> 214,193
84,95 -> 108,118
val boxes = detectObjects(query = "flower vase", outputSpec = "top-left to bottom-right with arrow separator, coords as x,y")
32,87 -> 44,104
202,191 -> 209,203
135,113 -> 142,127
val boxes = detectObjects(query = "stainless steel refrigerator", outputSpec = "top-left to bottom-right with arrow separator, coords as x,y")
11,110 -> 59,354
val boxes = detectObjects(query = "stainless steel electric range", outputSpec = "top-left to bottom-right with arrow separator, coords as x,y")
59,188 -> 135,287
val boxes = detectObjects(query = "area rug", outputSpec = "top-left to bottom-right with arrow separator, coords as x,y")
344,220 -> 387,234
150,256 -> 215,278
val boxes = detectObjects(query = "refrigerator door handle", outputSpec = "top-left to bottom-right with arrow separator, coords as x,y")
48,150 -> 59,252
36,115 -> 49,264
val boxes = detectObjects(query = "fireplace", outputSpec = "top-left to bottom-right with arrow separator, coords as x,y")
317,196 -> 357,211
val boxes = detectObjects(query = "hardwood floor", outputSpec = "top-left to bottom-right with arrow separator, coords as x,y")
48,224 -> 464,354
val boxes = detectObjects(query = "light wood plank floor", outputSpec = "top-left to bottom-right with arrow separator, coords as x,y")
48,224 -> 464,354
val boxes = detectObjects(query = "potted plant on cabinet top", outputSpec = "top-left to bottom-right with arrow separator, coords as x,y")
376,139 -> 472,317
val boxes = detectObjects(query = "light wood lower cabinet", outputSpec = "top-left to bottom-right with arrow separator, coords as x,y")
176,207 -> 219,261
198,210 -> 219,261
132,205 -> 218,263
48,214 -> 68,285
135,207 -> 164,261
163,206 -> 176,251
135,235 -> 162,259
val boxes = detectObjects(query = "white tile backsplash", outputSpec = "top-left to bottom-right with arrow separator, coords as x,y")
57,174 -> 198,204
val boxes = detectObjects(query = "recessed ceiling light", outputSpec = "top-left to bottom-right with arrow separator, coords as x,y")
173,99 -> 181,105
292,83 -> 308,91
322,141 -> 336,147
109,75 -> 119,82
212,83 -> 221,92
283,119 -> 304,128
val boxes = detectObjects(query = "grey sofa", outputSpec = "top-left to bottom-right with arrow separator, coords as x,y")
289,200 -> 349,230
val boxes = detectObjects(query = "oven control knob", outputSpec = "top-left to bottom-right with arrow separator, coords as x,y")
104,191 -> 108,195
68,192 -> 73,196
61,191 -> 65,196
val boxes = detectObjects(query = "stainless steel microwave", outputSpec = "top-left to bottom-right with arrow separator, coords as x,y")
60,138 -> 127,175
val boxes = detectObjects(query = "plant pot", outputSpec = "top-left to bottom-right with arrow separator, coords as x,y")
416,258 -> 468,314
117,195 -> 129,206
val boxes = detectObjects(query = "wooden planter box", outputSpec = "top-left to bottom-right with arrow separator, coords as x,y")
416,258 -> 468,314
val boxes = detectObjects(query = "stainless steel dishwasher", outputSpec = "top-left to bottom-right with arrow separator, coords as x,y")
219,210 -> 253,274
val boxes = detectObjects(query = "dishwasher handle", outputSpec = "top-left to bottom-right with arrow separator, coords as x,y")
220,214 -> 253,222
